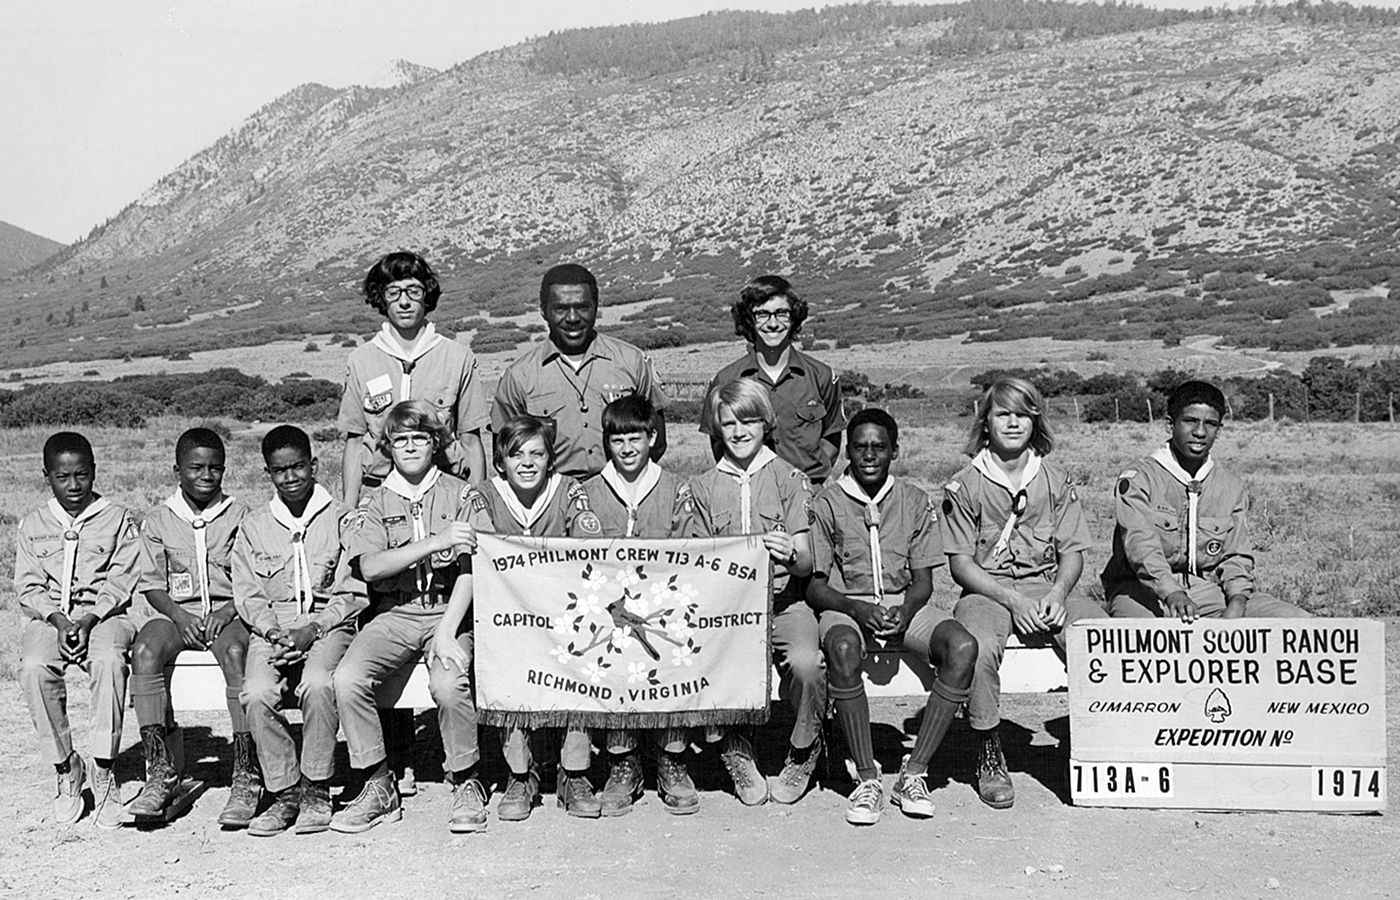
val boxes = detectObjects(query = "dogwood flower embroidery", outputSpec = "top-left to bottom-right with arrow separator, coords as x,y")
670,645 -> 697,667
551,645 -> 571,664
627,661 -> 648,683
616,567 -> 642,588
665,619 -> 694,641
583,660 -> 606,683
611,626 -> 636,652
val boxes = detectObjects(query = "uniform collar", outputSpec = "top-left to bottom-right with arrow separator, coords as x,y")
1149,445 -> 1215,487
164,491 -> 236,526
269,484 -> 335,534
739,346 -> 808,379
370,321 -> 444,364
716,445 -> 777,481
490,474 -> 562,533
600,460 -> 661,509
542,334 -> 612,365
971,448 -> 1043,496
384,467 -> 441,504
47,496 -> 111,529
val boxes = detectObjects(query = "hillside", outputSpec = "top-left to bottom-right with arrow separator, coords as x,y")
2,1 -> 1398,371
0,221 -> 62,276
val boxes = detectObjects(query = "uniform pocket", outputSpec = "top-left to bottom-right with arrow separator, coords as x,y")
1197,516 -> 1232,565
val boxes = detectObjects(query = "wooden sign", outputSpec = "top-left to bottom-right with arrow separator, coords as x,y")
1067,618 -> 1386,812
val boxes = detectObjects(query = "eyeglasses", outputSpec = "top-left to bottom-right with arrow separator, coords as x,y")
389,432 -> 432,449
753,309 -> 792,323
384,284 -> 426,302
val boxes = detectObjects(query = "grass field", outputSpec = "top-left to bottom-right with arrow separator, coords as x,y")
3,412 -> 1398,682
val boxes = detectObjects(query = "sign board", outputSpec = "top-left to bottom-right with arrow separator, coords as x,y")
1068,618 -> 1386,811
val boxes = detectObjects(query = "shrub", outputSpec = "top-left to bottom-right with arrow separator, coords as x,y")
304,341 -> 321,352
194,419 -> 233,441
0,383 -> 154,428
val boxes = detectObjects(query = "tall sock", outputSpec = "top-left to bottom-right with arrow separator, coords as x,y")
225,686 -> 247,733
131,672 -> 167,728
366,759 -> 390,781
907,678 -> 971,776
452,764 -> 480,784
831,681 -> 877,781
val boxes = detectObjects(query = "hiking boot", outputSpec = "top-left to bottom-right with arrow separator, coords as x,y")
53,752 -> 87,825
770,737 -> 822,805
217,732 -> 263,828
599,753 -> 643,817
128,725 -> 179,818
90,763 -> 128,830
329,773 -> 400,834
975,728 -> 1014,809
295,777 -> 333,834
449,776 -> 488,833
656,751 -> 699,816
247,786 -> 300,837
557,771 -> 602,818
891,755 -> 935,818
720,732 -> 767,806
845,768 -> 885,826
496,769 -> 540,822
397,764 -> 418,798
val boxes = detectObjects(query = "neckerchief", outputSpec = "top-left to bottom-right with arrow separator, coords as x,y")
971,448 -> 1044,562
715,446 -> 777,533
47,497 -> 111,616
490,474 -> 562,536
370,322 -> 445,402
384,467 -> 441,599
269,484 -> 335,615
836,473 -> 895,602
1149,445 -> 1216,584
599,461 -> 661,537
163,491 -> 236,615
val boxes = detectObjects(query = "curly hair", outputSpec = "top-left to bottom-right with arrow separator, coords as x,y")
377,400 -> 453,458
730,275 -> 809,344
361,251 -> 443,316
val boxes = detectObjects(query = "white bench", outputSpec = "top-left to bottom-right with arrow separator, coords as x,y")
167,633 -> 1065,712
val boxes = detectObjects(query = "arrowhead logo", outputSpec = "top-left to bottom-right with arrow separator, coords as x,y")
1204,688 -> 1232,723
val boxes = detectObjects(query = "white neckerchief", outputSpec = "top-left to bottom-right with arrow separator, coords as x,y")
268,484 -> 335,615
836,473 -> 895,602
716,446 -> 778,533
490,474 -> 562,536
384,467 -> 441,597
971,448 -> 1044,561
370,322 -> 445,402
1149,445 -> 1216,583
163,491 -> 236,615
600,461 -> 661,537
47,497 -> 112,615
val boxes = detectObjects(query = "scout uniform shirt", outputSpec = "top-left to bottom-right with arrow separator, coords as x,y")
15,497 -> 141,622
490,334 -> 670,480
338,323 -> 490,481
573,462 -> 700,539
1101,446 -> 1255,602
941,451 -> 1093,584
810,475 -> 941,598
463,474 -> 586,538
345,468 -> 473,615
137,493 -> 249,614
232,484 -> 367,637
690,447 -> 811,598
701,347 -> 846,482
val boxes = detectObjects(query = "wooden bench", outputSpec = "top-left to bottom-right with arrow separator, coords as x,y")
167,633 -> 1065,711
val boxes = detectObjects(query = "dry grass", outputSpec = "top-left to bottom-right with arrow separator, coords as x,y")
4,415 -> 1398,681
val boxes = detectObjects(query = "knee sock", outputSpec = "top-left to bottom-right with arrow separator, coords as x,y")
131,672 -> 167,728
907,678 -> 971,776
225,686 -> 248,733
830,681 -> 877,782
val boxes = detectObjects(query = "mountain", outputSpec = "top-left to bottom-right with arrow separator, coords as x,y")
365,59 -> 439,90
0,221 -> 62,275
3,1 -> 1398,370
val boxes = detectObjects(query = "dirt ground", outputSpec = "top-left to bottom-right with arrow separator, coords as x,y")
1,623 -> 1395,900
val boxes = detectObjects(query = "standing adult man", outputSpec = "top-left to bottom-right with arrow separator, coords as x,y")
701,276 -> 845,485
492,264 -> 670,479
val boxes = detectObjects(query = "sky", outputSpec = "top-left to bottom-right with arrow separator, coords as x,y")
1,0 -> 1392,244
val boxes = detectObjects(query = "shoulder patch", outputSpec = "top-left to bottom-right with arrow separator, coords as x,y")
944,480 -> 961,494
339,508 -> 369,531
1119,469 -> 1138,480
575,511 -> 603,536
466,489 -> 489,514
460,485 -> 473,503
926,495 -> 938,522
1117,479 -> 1132,496
567,482 -> 592,510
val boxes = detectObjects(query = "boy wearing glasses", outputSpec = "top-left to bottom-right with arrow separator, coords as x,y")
332,401 -> 482,834
701,275 -> 845,485
1103,380 -> 1309,621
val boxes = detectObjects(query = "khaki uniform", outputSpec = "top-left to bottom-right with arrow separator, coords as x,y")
233,492 -> 367,792
701,347 -> 846,482
942,457 -> 1104,729
1102,453 -> 1307,619
691,456 -> 823,749
335,472 -> 480,773
491,335 -> 670,479
338,333 -> 489,482
15,498 -> 140,764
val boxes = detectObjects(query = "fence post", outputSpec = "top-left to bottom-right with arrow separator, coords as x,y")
1114,397 -> 1120,422
1268,392 -> 1275,422
1146,397 -> 1153,423
1355,389 -> 1362,423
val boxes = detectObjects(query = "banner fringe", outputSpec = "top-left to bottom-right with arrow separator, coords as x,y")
479,708 -> 770,729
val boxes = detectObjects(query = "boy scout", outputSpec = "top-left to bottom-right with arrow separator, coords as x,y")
16,431 -> 140,827
235,425 -> 366,837
808,409 -> 979,825
128,427 -> 258,826
1103,380 -> 1309,621
573,395 -> 700,816
942,377 -> 1102,810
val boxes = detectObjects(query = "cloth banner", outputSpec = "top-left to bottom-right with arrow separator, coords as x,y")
474,533 -> 772,729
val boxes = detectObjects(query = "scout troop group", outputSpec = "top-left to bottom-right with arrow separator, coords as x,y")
15,253 -> 1308,836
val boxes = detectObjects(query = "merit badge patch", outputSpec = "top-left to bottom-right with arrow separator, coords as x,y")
575,511 -> 603,536
169,571 -> 195,600
1205,538 -> 1225,556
